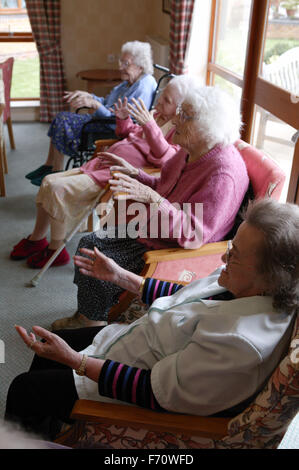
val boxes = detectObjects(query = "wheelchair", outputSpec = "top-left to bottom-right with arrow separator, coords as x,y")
65,64 -> 175,170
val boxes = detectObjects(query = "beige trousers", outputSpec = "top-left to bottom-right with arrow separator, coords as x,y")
36,168 -> 101,240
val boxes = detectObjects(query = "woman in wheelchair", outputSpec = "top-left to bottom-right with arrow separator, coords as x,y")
7,199 -> 299,440
25,40 -> 157,180
10,75 -> 198,269
51,85 -> 250,330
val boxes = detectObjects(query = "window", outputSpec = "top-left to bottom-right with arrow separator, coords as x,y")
191,0 -> 299,203
214,0 -> 252,77
0,0 -> 40,99
0,0 -> 26,13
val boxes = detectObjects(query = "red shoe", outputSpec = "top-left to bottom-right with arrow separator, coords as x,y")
10,236 -> 49,260
27,246 -> 70,269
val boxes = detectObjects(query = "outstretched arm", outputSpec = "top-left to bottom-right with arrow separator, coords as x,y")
15,325 -> 105,383
15,325 -> 164,412
73,247 -> 144,294
73,247 -> 184,303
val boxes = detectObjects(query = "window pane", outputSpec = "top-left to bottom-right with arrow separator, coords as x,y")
214,74 -> 242,107
0,12 -> 31,32
253,104 -> 296,202
261,0 -> 299,94
0,42 -> 40,98
2,0 -> 19,8
214,0 -> 252,76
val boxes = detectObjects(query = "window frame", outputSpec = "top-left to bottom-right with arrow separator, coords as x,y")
206,0 -> 299,203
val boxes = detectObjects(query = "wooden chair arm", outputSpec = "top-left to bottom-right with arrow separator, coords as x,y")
71,400 -> 230,440
142,167 -> 161,174
143,241 -> 227,264
95,138 -> 119,149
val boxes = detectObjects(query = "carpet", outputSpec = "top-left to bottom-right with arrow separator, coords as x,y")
0,122 -> 84,419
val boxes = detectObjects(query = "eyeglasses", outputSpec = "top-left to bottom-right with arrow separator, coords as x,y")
118,59 -> 132,68
175,105 -> 196,122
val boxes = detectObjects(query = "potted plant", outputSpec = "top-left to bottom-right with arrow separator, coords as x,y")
281,0 -> 299,17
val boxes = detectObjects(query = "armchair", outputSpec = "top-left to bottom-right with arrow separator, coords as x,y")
0,57 -> 15,150
107,139 -> 286,321
54,304 -> 299,449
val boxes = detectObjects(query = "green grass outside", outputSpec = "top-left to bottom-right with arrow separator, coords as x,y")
264,38 -> 299,62
213,37 -> 299,98
11,56 -> 40,98
217,34 -> 299,74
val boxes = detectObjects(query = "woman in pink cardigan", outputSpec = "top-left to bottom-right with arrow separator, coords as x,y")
10,75 -> 195,268
51,85 -> 250,330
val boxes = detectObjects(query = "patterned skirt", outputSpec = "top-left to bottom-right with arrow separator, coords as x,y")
48,111 -> 115,158
74,228 -> 147,321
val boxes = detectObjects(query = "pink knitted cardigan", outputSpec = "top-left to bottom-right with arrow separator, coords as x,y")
80,116 -> 179,187
136,144 -> 249,250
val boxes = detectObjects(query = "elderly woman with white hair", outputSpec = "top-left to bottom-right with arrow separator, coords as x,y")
25,40 -> 157,181
7,198 -> 299,441
50,84 -> 250,330
10,75 -> 197,268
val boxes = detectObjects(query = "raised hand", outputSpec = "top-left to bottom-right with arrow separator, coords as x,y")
109,97 -> 129,120
74,247 -> 143,293
74,247 -> 121,283
127,97 -> 154,126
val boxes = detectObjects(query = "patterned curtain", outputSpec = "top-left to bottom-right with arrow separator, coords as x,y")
169,0 -> 195,75
26,0 -> 67,122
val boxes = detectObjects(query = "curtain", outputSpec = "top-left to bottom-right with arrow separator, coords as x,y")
169,0 -> 195,75
26,0 -> 67,122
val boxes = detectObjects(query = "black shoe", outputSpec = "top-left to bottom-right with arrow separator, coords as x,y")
31,170 -> 62,186
25,165 -> 53,180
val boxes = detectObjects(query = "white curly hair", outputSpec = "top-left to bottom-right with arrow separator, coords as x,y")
121,41 -> 154,75
183,85 -> 242,147
166,74 -> 201,105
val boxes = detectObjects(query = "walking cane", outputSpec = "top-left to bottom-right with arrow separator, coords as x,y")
28,185 -> 111,287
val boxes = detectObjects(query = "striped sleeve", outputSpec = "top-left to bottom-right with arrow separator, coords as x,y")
141,278 -> 184,305
98,359 -> 165,412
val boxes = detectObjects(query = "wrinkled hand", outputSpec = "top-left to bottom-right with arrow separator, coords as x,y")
64,90 -> 90,103
74,247 -> 144,294
97,151 -> 139,177
109,173 -> 162,204
15,325 -> 81,369
64,90 -> 101,111
109,97 -> 129,120
74,247 -> 122,283
127,98 -> 154,126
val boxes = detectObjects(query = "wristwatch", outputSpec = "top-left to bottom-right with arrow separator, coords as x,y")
75,354 -> 88,376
